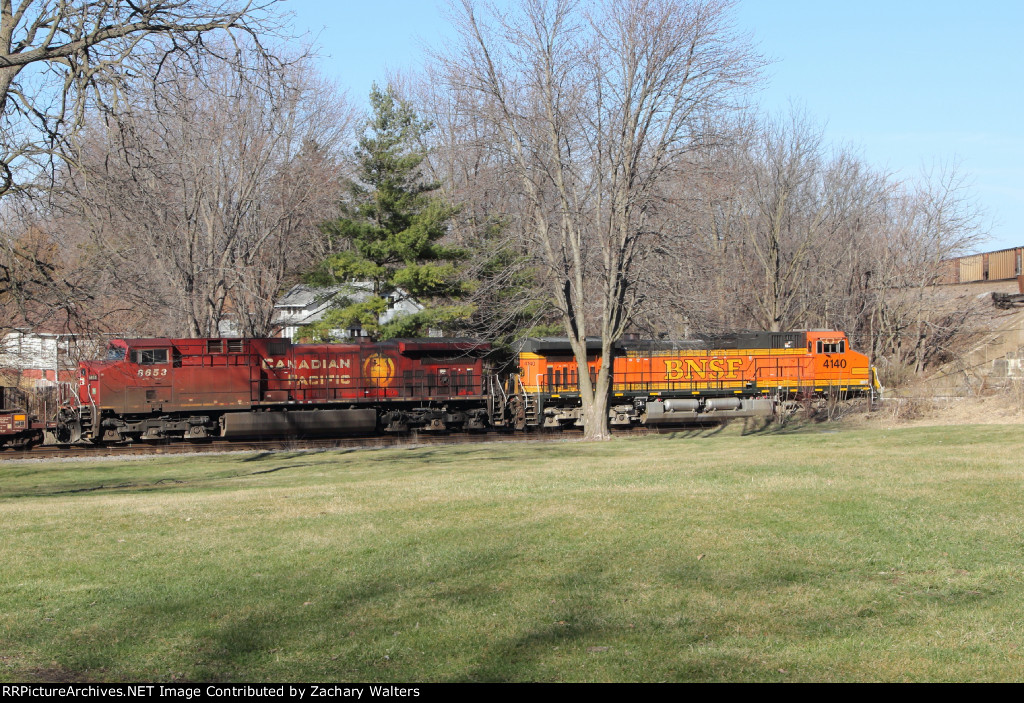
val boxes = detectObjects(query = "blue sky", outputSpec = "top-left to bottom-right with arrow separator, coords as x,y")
286,0 -> 1024,251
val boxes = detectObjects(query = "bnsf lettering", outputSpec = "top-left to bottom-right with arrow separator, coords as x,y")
663,358 -> 743,381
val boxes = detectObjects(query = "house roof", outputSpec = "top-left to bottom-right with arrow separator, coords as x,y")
275,284 -> 423,312
273,284 -> 424,330
275,284 -> 350,309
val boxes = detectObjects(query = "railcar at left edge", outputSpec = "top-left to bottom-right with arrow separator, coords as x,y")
0,386 -> 51,449
49,337 -> 493,445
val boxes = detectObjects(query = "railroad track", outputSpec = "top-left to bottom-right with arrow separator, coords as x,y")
0,427 -> 665,462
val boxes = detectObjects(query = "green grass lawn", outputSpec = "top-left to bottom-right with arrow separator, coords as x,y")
2,424 -> 1023,682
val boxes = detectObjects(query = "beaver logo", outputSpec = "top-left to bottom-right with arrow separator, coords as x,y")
362,353 -> 396,388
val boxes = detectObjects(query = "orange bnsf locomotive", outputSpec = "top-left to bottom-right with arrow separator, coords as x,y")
44,330 -> 878,445
508,330 -> 878,429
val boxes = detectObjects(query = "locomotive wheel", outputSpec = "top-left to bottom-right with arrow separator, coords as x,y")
54,412 -> 82,444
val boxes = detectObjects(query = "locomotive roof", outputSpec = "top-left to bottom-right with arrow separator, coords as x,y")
517,337 -> 605,353
518,331 -> 812,354
377,338 -> 490,351
619,331 -> 808,351
110,337 -> 490,352
114,337 -> 277,345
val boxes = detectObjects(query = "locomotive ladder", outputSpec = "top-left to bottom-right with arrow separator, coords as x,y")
488,375 -> 508,426
518,376 -> 539,425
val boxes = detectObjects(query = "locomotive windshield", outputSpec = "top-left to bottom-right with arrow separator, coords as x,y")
105,345 -> 126,361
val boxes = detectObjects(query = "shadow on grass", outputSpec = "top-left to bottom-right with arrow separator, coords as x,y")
445,613 -> 600,682
240,450 -> 331,463
651,414 -> 848,439
190,614 -> 281,683
248,463 -> 314,476
28,545 -> 519,681
1,463 -> 317,499
5,517 -> 945,683
658,423 -> 727,440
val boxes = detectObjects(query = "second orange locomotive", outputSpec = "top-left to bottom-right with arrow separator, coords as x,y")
510,330 -> 877,428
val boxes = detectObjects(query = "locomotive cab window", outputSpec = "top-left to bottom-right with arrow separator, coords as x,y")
134,349 -> 169,365
105,345 -> 126,361
816,340 -> 845,354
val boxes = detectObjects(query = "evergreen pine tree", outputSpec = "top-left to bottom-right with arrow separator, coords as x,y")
303,85 -> 470,340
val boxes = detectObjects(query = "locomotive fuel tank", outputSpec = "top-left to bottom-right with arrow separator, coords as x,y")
220,409 -> 378,438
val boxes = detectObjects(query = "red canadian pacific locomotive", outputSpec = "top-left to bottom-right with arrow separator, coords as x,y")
37,329 -> 878,446
54,337 -> 492,444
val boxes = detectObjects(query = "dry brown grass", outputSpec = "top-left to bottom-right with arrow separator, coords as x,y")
842,387 -> 1024,430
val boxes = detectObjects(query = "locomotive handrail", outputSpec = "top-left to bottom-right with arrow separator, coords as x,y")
490,374 -> 507,405
515,374 -> 540,418
57,381 -> 80,412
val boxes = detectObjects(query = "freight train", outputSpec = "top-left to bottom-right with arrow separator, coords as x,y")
0,329 -> 877,448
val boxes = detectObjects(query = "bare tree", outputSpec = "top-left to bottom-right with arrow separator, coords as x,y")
639,112 -> 755,337
729,110 -> 897,333
0,0 -> 285,347
0,200 -> 83,333
0,0 -> 283,199
651,114 -> 987,386
736,111 -> 830,331
58,49 -> 353,337
436,0 -> 761,438
867,165 -> 988,378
